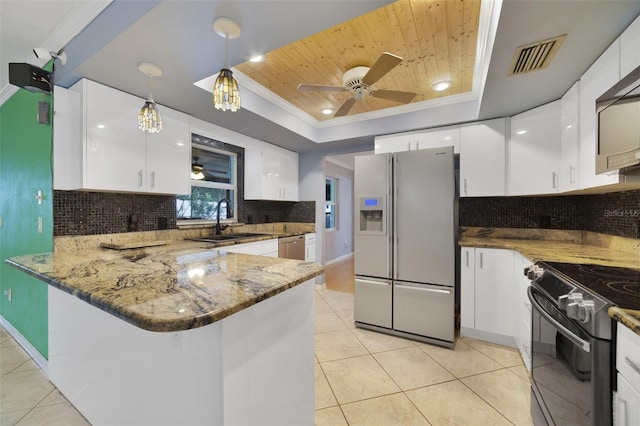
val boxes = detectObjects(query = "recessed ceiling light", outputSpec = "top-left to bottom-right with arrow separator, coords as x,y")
249,55 -> 265,63
97,124 -> 105,129
432,80 -> 452,91
516,130 -> 527,135
321,108 -> 333,115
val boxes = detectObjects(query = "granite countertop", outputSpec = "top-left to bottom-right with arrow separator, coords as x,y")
6,239 -> 323,332
459,227 -> 640,335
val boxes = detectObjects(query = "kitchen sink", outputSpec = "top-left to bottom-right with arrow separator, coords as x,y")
184,233 -> 270,243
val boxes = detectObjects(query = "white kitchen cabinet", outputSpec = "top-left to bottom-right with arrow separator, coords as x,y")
55,79 -> 190,194
459,118 -> 507,197
415,125 -> 460,153
304,233 -> 316,262
560,82 -> 580,192
244,143 -> 298,201
513,251 -> 533,371
509,100 -> 562,195
579,39 -> 626,190
620,14 -> 640,79
374,126 -> 460,154
374,132 -> 414,153
460,247 -> 515,346
615,323 -> 640,426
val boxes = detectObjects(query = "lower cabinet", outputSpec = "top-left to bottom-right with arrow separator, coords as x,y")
304,233 -> 316,262
460,247 -> 515,346
615,323 -> 640,426
225,239 -> 279,257
354,277 -> 392,328
513,251 -> 533,371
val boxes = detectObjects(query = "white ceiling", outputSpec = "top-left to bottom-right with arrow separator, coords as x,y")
3,1 -> 640,156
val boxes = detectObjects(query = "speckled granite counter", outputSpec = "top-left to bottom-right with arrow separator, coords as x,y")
6,238 -> 323,332
459,227 -> 640,334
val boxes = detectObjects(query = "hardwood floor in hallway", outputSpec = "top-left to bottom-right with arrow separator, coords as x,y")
324,256 -> 354,293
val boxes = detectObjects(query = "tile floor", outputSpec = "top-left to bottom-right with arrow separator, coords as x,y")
1,259 -> 533,425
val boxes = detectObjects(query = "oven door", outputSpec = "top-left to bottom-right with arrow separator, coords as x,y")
528,286 -> 611,426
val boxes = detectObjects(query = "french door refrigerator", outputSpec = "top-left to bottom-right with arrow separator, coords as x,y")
354,146 -> 456,348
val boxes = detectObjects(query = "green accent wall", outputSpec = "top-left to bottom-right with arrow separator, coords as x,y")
0,65 -> 54,358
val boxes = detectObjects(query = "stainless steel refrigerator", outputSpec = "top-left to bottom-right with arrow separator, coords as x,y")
354,146 -> 456,348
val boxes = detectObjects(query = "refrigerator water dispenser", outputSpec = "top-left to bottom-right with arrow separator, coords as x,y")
358,196 -> 385,233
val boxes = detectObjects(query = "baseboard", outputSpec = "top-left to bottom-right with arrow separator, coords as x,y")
0,315 -> 48,372
460,326 -> 517,348
326,252 -> 353,266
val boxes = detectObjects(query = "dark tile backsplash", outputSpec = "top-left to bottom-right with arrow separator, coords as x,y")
241,200 -> 315,224
460,189 -> 640,239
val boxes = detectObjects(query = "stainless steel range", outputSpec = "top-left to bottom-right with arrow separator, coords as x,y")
526,262 -> 640,426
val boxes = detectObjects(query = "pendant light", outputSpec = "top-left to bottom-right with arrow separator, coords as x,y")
138,62 -> 163,133
212,17 -> 241,112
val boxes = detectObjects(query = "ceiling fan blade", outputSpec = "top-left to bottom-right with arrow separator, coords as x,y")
297,84 -> 345,92
372,89 -> 417,104
362,52 -> 403,85
334,98 -> 356,117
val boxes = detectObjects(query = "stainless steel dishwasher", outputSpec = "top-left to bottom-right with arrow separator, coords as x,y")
278,235 -> 305,260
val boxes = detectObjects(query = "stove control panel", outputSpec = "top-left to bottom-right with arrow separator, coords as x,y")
558,291 -> 597,324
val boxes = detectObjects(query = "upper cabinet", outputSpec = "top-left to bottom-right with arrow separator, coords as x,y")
620,14 -> 640,78
560,82 -> 580,192
508,100 -> 562,195
54,79 -> 190,195
244,142 -> 299,201
374,125 -> 460,154
460,118 -> 507,197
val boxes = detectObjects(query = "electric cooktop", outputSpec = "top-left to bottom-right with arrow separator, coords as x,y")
543,262 -> 640,311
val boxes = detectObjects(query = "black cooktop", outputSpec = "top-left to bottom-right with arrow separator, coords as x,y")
544,262 -> 640,310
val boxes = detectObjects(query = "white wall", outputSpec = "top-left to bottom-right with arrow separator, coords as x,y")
298,152 -> 325,284
323,160 -> 354,263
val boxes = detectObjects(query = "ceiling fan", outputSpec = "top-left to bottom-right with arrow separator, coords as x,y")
297,52 -> 418,117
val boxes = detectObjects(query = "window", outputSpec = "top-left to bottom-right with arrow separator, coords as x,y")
325,177 -> 337,230
177,144 -> 237,222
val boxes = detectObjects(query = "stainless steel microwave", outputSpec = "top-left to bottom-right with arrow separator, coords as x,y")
596,67 -> 640,174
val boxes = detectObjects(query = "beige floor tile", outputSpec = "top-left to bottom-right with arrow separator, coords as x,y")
0,327 -> 10,343
0,369 -> 53,413
13,360 -> 40,374
416,339 -> 503,378
315,330 -> 368,362
341,392 -> 431,426
321,355 -> 400,404
315,365 -> 338,410
315,297 -> 334,315
315,311 -> 347,333
352,328 -> 415,353
334,309 -> 355,329
0,346 -> 30,376
374,347 -> 455,390
1,409 -> 29,426
509,364 -> 531,382
463,337 -> 524,367
14,403 -> 90,426
36,389 -> 69,407
1,337 -> 19,348
461,369 -> 533,426
325,298 -> 353,312
315,406 -> 347,426
406,380 -> 512,426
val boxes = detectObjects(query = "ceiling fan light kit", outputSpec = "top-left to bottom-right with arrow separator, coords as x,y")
297,52 -> 417,117
213,17 -> 242,112
137,62 -> 163,134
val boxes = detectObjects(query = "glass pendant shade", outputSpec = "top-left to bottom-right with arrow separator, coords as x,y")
191,164 -> 205,180
213,68 -> 241,112
138,100 -> 162,133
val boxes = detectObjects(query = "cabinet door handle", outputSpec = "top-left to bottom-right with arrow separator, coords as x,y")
282,187 -> 285,199
395,284 -> 451,295
569,166 -> 576,185
358,279 -> 390,287
416,141 -> 420,150
625,356 -> 640,376
463,178 -> 468,196
150,171 -> 155,189
465,250 -> 469,267
552,171 -> 557,189
479,252 -> 483,269
138,170 -> 143,188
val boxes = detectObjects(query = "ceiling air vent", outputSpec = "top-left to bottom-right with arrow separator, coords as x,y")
509,34 -> 567,76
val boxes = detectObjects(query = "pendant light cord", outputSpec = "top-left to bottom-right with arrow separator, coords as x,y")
148,74 -> 154,102
225,34 -> 229,68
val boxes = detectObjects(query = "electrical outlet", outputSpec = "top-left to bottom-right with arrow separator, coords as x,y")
74,208 -> 87,224
4,289 -> 12,302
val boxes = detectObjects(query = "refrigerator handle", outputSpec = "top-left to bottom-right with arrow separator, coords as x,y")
391,155 -> 397,280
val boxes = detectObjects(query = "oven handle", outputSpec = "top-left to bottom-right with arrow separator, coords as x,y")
527,287 -> 591,353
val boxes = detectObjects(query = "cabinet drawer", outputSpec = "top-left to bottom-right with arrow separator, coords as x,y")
354,278 -> 392,328
393,282 -> 454,342
617,323 -> 640,394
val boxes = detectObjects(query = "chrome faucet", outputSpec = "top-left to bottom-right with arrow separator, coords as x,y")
215,198 -> 232,235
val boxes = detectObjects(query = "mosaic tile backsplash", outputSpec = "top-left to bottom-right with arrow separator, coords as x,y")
460,189 -> 640,239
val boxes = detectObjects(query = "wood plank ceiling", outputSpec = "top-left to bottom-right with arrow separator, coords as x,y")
235,0 -> 481,121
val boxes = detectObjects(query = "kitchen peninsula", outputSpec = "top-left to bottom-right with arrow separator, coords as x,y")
6,236 -> 323,426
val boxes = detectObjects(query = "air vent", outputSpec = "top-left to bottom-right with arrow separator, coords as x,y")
509,35 -> 566,75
